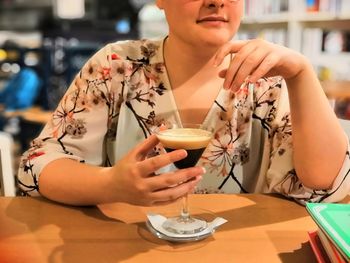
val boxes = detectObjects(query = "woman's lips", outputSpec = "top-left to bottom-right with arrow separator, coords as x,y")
197,16 -> 228,23
196,16 -> 228,26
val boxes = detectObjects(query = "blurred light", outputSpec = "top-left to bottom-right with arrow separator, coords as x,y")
24,52 -> 39,66
68,38 -> 80,47
54,0 -> 85,19
11,63 -> 20,74
115,19 -> 131,34
6,50 -> 19,61
55,49 -> 65,60
1,63 -> 11,73
0,63 -> 21,74
0,49 -> 7,61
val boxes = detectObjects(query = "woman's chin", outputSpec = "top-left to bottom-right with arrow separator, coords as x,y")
202,37 -> 232,48
198,30 -> 234,47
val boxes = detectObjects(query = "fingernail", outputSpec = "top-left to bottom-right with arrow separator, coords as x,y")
201,167 -> 206,174
179,149 -> 187,158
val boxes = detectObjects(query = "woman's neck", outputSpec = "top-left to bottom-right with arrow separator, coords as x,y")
163,36 -> 226,89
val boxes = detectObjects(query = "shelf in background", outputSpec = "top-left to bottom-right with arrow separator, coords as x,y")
242,13 -> 350,25
296,12 -> 350,22
242,13 -> 290,24
240,0 -> 350,82
312,52 -> 350,61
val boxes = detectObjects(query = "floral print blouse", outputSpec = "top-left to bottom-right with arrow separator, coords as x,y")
18,38 -> 350,204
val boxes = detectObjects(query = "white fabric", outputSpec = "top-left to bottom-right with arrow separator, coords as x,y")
17,38 -> 350,204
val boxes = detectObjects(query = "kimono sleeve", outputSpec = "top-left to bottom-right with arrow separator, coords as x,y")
17,43 -> 127,196
264,79 -> 350,204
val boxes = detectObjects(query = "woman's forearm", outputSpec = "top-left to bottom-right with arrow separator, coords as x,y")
286,63 -> 348,189
39,159 -> 114,206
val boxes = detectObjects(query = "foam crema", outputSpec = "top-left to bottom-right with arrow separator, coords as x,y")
156,128 -> 212,150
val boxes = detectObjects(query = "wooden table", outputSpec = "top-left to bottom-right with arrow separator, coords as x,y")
0,194 -> 325,263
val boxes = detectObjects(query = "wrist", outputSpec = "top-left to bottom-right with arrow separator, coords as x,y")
285,54 -> 310,81
285,59 -> 316,90
95,166 -> 117,204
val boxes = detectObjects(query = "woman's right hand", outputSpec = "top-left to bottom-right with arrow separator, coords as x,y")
106,135 -> 205,206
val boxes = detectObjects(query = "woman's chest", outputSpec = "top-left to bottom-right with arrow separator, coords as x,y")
168,78 -> 225,125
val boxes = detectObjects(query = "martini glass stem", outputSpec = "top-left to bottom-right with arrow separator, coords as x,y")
180,195 -> 190,220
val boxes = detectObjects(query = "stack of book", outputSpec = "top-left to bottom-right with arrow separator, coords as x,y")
244,0 -> 289,17
305,0 -> 349,13
306,203 -> 350,263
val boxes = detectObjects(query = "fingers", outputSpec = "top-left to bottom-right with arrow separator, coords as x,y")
150,174 -> 202,205
147,166 -> 205,191
249,52 -> 280,83
222,43 -> 259,90
213,40 -> 248,67
215,39 -> 288,93
138,149 -> 188,176
227,48 -> 271,91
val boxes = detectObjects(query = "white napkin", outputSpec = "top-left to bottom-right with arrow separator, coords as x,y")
147,213 -> 227,238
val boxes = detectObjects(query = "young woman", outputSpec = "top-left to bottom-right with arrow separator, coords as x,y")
18,0 -> 349,205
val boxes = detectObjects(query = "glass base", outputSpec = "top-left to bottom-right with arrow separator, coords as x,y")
162,215 -> 207,235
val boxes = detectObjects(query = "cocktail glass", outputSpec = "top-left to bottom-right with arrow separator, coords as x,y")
155,123 -> 212,235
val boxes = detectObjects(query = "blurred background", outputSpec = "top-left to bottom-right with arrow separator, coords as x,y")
0,0 -> 350,196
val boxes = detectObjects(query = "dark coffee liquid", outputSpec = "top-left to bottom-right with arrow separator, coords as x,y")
165,147 -> 206,169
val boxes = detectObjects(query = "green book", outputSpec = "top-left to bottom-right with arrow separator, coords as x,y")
306,202 -> 350,261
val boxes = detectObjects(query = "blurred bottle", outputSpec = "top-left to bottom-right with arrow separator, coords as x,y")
138,3 -> 168,39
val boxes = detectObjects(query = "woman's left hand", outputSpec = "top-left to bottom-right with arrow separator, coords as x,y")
214,39 -> 308,92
